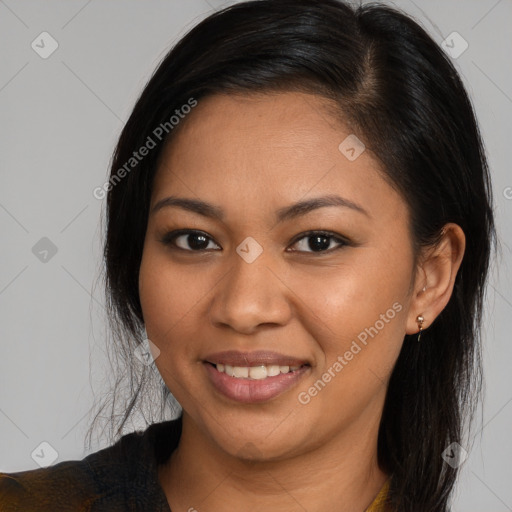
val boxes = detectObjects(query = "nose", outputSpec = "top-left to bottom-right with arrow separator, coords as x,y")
209,249 -> 292,335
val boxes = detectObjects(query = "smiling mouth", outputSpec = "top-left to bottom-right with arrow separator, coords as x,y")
203,350 -> 311,403
207,362 -> 309,380
204,360 -> 311,404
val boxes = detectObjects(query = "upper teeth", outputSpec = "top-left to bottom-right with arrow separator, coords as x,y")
216,363 -> 300,380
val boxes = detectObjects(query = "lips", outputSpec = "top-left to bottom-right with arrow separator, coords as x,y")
203,350 -> 311,404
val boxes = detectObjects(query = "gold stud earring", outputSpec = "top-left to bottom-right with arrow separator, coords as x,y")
416,315 -> 424,342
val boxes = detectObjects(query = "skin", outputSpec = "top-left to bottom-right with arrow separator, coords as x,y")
138,91 -> 465,512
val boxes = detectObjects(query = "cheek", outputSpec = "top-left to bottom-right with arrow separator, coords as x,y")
329,262 -> 411,396
289,265 -> 408,427
139,247 -> 187,342
138,246 -> 219,360
138,248 -> 207,402
286,249 -> 412,351
285,253 -> 412,422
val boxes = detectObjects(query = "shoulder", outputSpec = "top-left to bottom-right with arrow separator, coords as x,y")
0,458 -> 96,512
0,417 -> 181,512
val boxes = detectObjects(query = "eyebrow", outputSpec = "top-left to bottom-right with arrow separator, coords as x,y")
150,194 -> 370,222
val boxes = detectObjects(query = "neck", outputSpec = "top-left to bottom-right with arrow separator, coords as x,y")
158,408 -> 388,512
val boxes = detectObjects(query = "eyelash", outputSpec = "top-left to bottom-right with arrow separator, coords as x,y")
159,229 -> 350,254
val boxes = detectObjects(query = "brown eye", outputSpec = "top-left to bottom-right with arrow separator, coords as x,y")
288,231 -> 349,253
160,229 -> 349,254
160,230 -> 221,252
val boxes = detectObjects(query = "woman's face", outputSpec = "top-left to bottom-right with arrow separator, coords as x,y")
139,91 -> 419,460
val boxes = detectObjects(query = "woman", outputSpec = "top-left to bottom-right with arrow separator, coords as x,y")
0,0 -> 496,510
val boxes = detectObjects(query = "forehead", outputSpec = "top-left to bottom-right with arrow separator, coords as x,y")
152,92 -> 406,224
160,91 -> 351,168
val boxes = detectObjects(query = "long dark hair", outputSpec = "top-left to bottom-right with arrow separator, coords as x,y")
87,1 -> 497,510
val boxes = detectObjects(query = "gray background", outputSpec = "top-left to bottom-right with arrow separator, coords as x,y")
0,1 -> 511,510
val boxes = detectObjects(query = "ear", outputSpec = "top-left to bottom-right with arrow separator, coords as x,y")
406,223 -> 466,336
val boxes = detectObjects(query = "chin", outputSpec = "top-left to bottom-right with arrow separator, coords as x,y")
194,406 -> 313,462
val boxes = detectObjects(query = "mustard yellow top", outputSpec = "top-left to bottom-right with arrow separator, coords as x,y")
366,480 -> 391,512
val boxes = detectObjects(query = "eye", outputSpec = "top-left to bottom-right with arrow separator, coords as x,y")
160,229 -> 221,252
160,229 -> 349,254
287,230 -> 349,254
